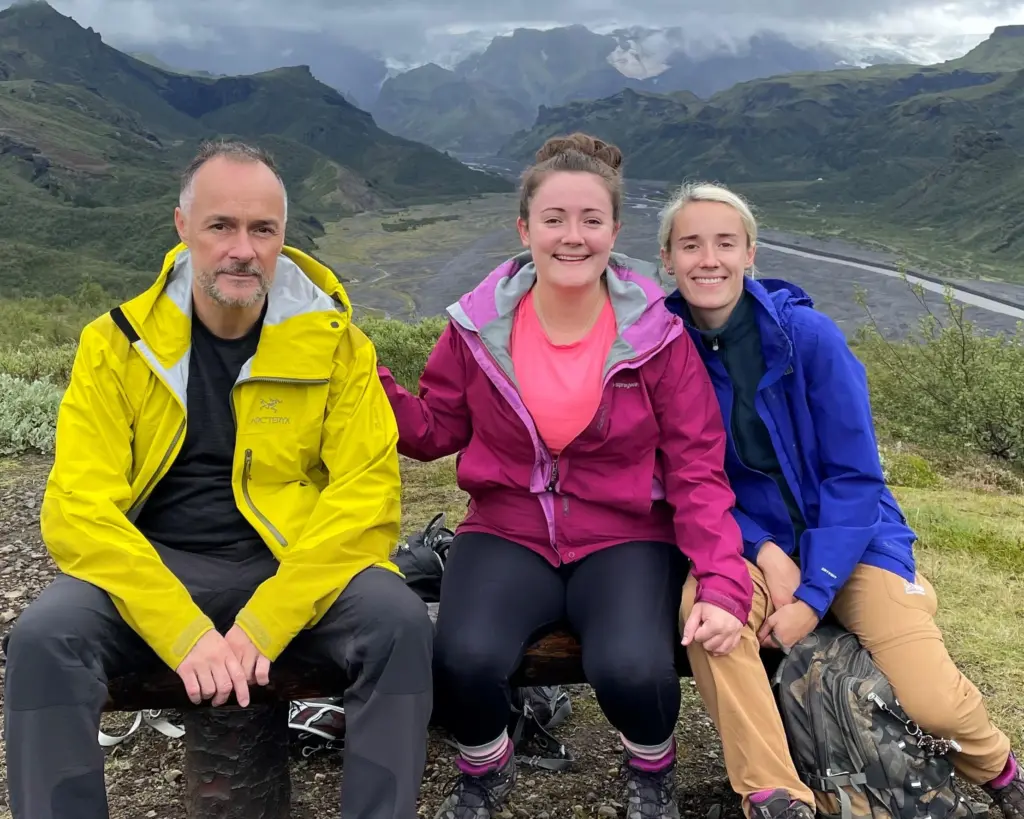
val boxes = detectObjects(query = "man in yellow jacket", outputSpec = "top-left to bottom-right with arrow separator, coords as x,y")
2,140 -> 434,819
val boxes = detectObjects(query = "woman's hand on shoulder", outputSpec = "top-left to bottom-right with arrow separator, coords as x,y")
681,601 -> 743,656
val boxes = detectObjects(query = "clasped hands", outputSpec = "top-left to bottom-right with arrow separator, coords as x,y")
681,542 -> 820,657
174,625 -> 271,707
755,541 -> 820,652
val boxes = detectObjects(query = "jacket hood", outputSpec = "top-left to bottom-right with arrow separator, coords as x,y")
449,249 -> 666,328
666,275 -> 813,376
123,242 -> 352,332
667,275 -> 813,332
754,276 -> 815,313
446,249 -> 677,386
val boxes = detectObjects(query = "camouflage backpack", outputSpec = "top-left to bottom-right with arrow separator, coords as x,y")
773,623 -> 988,819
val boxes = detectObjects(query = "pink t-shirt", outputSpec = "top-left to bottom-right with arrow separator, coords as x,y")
510,289 -> 618,455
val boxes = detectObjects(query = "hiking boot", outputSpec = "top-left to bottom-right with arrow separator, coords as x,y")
622,752 -> 680,819
985,753 -> 1024,819
748,789 -> 816,819
434,746 -> 517,819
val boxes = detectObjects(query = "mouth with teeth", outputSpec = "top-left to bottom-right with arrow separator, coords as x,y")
553,253 -> 591,264
692,275 -> 728,286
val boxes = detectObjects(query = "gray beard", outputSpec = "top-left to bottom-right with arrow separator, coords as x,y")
196,261 -> 270,308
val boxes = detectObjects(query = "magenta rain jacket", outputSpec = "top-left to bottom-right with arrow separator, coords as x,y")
377,251 -> 753,623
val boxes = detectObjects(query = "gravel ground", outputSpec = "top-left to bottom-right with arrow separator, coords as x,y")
0,458 -> 740,819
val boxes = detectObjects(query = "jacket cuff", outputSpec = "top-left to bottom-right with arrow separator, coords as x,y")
234,605 -> 288,661
794,582 -> 832,620
744,535 -> 774,564
695,585 -> 751,625
164,614 -> 215,670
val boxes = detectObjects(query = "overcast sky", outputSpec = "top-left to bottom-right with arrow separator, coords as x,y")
11,0 -> 1024,60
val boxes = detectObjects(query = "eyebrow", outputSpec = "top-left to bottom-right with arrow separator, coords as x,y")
540,207 -> 607,214
677,233 -> 740,241
206,215 -> 281,227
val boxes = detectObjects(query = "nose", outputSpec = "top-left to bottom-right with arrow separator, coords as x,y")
228,232 -> 257,261
699,246 -> 720,268
562,219 -> 584,246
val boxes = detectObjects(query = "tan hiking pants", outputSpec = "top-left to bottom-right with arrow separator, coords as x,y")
829,564 -> 1010,784
682,562 -> 816,813
682,562 -> 1012,816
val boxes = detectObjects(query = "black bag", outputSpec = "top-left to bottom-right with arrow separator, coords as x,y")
289,513 -> 575,770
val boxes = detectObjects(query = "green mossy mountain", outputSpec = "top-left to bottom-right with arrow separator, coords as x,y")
0,0 -> 511,299
373,63 -> 535,153
498,27 -> 1024,267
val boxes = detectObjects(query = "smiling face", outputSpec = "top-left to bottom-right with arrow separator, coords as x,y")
516,170 -> 620,290
174,155 -> 286,314
660,199 -> 756,329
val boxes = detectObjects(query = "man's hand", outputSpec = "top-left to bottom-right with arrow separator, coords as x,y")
175,630 -> 251,707
757,600 -> 820,652
756,541 -> 801,609
225,624 -> 272,688
681,602 -> 744,656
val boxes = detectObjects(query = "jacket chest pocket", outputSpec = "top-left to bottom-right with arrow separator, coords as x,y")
236,381 -> 331,473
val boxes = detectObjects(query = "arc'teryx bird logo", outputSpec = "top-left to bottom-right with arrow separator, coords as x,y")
251,397 -> 290,425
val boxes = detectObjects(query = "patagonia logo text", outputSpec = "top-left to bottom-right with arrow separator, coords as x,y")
613,381 -> 639,389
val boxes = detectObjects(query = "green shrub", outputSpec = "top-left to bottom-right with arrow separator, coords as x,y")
0,373 -> 63,456
0,343 -> 77,385
878,444 -> 941,489
855,277 -> 1024,470
359,315 -> 447,392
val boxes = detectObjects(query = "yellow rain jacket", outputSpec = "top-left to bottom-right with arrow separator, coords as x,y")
40,243 -> 403,670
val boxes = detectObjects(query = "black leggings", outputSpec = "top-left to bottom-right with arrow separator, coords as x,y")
432,532 -> 686,748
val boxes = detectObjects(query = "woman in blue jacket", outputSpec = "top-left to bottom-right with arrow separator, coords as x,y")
657,181 -> 1021,819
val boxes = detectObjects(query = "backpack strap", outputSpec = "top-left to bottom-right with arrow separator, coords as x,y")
805,772 -> 865,819
509,704 -> 574,773
109,306 -> 140,343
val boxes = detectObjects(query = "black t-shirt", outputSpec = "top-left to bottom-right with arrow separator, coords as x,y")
134,305 -> 268,561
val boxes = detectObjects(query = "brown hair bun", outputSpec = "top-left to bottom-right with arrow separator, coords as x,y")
535,132 -> 624,174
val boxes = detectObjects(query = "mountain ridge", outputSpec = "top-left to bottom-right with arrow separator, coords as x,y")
495,27 -> 1024,270
0,0 -> 511,298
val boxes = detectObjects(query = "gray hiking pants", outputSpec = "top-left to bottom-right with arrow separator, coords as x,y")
2,544 -> 434,819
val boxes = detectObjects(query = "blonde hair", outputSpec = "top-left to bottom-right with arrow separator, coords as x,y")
657,181 -> 758,252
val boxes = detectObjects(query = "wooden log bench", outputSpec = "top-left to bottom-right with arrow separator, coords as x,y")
104,603 -> 781,818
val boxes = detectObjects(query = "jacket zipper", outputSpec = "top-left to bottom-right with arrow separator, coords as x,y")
456,314 -> 681,556
243,449 -> 288,546
126,417 -> 187,516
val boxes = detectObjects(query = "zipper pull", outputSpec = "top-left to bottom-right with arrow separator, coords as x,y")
547,461 -> 559,492
712,336 -> 719,351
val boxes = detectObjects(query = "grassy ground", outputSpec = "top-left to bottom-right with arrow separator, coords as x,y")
0,450 -> 1020,819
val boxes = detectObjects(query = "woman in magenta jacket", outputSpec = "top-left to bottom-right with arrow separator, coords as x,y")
377,134 -> 813,819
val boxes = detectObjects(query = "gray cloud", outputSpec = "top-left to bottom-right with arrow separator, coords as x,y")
13,0 -> 1024,59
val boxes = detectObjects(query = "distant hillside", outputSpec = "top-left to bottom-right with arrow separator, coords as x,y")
367,26 -> 855,151
372,63 -> 534,153
0,0 -> 511,298
498,27 -> 1024,268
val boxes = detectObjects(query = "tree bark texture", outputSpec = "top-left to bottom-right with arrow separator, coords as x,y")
182,703 -> 291,819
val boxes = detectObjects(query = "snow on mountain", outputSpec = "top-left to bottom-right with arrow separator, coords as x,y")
821,32 -> 991,67
381,25 -> 988,87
